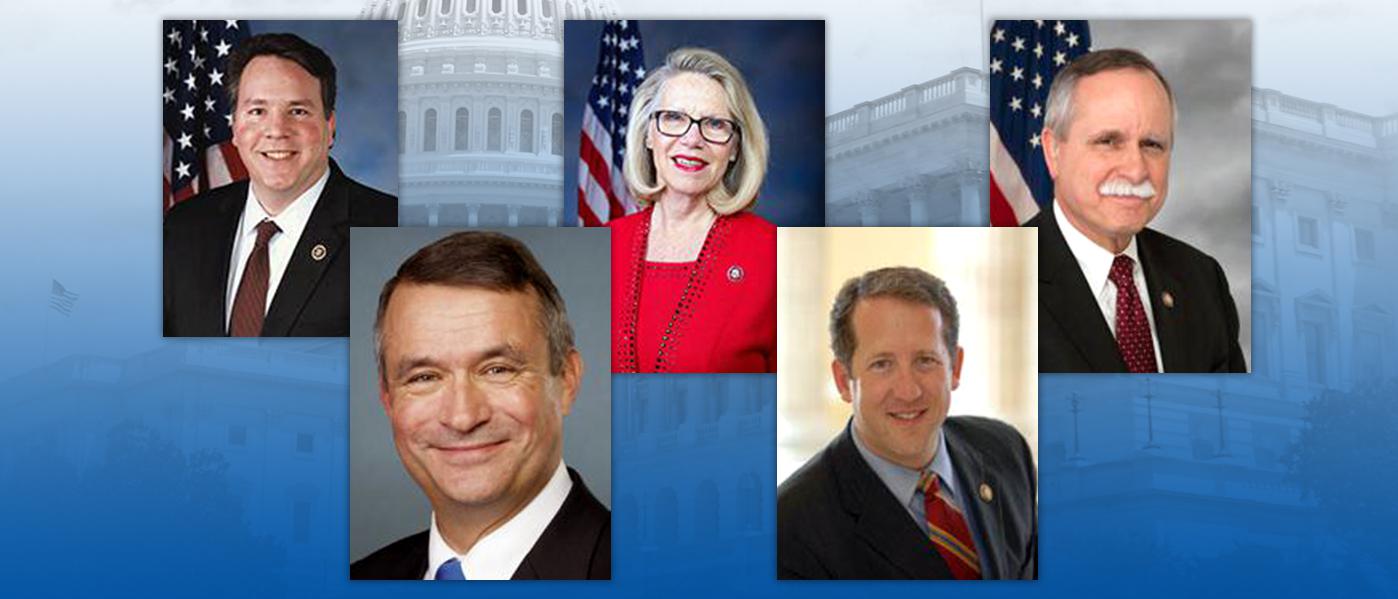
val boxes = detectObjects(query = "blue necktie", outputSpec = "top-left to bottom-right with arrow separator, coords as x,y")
434,557 -> 467,580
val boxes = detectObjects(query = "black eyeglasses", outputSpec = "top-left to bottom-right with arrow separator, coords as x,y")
652,110 -> 740,144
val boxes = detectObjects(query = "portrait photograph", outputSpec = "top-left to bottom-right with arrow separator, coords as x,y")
987,19 -> 1252,373
162,19 -> 399,338
776,227 -> 1039,579
348,227 -> 611,580
563,19 -> 823,374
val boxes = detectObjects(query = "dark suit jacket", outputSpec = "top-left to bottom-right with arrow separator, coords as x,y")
1029,207 -> 1247,373
163,161 -> 396,337
777,417 -> 1037,579
350,468 -> 611,580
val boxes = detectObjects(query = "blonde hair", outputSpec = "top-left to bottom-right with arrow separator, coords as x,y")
622,47 -> 769,215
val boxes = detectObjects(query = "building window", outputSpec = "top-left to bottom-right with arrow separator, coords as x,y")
738,474 -> 761,531
440,0 -> 452,14
696,480 -> 719,539
296,433 -> 314,454
228,425 -> 246,447
416,0 -> 428,17
492,0 -> 503,13
487,107 -> 502,151
542,0 -> 553,18
397,111 -> 406,154
517,0 -> 529,14
293,500 -> 311,543
423,108 -> 437,152
398,1 -> 408,21
1297,215 -> 1320,250
551,112 -> 563,155
518,110 -> 534,153
1356,227 -> 1376,262
653,488 -> 678,545
454,107 -> 470,151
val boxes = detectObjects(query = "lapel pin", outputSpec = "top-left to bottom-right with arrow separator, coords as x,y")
979,483 -> 994,503
1162,291 -> 1175,309
726,265 -> 744,283
311,243 -> 328,262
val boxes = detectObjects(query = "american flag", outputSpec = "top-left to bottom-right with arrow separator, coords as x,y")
49,280 -> 79,316
989,19 -> 1092,226
578,20 -> 646,227
163,20 -> 250,212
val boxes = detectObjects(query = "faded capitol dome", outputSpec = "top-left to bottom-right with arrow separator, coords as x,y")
360,0 -> 618,226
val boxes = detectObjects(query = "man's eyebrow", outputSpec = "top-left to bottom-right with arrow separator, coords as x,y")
390,344 -> 528,379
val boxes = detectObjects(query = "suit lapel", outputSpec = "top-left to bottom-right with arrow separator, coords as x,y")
944,424 -> 1004,580
1033,210 -> 1126,371
512,467 -> 609,580
261,168 -> 349,336
1137,230 -> 1186,372
203,186 -> 246,335
831,426 -> 953,579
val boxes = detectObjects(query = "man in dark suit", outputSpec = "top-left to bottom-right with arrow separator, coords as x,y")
778,267 -> 1037,580
1031,49 -> 1245,373
352,232 -> 610,580
163,33 -> 396,337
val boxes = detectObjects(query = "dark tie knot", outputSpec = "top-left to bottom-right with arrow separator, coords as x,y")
1109,254 -> 1135,287
255,219 -> 281,245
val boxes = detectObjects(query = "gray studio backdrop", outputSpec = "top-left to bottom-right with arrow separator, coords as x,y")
348,227 -> 610,561
1092,19 -> 1253,365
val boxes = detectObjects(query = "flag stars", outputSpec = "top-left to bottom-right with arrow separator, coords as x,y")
209,69 -> 224,86
204,96 -> 216,112
224,112 -> 233,126
1032,73 -> 1044,90
1010,66 -> 1024,81
1053,51 -> 1068,66
1011,37 -> 1026,52
1030,133 -> 1041,148
635,66 -> 646,79
1030,102 -> 1042,118
989,57 -> 1003,74
192,53 -> 206,71
1066,32 -> 1080,48
1054,21 -> 1066,36
992,28 -> 1006,43
214,39 -> 232,57
164,58 -> 178,74
167,28 -> 183,47
181,103 -> 196,121
177,132 -> 193,149
199,28 -> 209,42
225,20 -> 239,29
176,161 -> 191,179
163,88 -> 175,104
1033,43 -> 1044,59
1009,96 -> 1023,112
184,73 -> 198,91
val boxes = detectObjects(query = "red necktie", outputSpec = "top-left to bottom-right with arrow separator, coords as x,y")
229,219 -> 281,337
921,471 -> 981,580
1109,255 -> 1159,373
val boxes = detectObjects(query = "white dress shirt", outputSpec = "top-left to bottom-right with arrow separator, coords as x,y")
223,170 -> 330,331
425,460 -> 573,580
1053,201 -> 1164,372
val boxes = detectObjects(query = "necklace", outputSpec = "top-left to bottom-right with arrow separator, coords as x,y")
617,208 -> 732,373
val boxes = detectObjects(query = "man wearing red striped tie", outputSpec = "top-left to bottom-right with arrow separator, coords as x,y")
778,267 -> 1037,579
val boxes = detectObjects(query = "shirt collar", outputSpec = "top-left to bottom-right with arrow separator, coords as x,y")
1054,199 -> 1141,296
425,460 -> 573,580
238,168 -> 330,241
851,423 -> 960,507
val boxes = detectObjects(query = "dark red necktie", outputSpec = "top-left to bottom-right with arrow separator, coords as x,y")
920,471 -> 981,580
1109,255 -> 1159,373
229,219 -> 281,337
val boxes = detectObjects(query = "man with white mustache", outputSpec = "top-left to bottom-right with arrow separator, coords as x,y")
1028,49 -> 1247,373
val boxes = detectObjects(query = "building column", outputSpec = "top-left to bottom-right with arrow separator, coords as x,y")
508,205 -> 520,226
958,172 -> 984,226
468,203 -> 479,227
428,203 -> 439,227
858,194 -> 879,226
548,207 -> 560,227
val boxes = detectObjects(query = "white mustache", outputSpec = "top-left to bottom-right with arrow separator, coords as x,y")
1098,179 -> 1156,199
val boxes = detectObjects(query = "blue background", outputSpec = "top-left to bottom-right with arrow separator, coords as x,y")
3,1 -> 1398,597
563,20 -> 827,227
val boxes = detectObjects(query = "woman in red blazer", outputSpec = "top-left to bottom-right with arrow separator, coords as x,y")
610,47 -> 776,373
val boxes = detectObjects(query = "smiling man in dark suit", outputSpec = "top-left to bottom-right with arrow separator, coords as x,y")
164,32 -> 396,337
352,232 -> 610,581
1029,49 -> 1246,373
778,267 -> 1037,580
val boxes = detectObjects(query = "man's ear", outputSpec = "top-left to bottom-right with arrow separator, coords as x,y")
327,111 -> 337,150
558,349 -> 583,416
1040,125 -> 1059,180
831,360 -> 855,404
950,345 -> 965,391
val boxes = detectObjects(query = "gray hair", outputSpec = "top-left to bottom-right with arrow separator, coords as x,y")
1043,48 -> 1176,140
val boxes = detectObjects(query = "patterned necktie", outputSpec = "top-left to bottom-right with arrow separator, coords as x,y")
228,219 -> 281,337
1108,255 -> 1159,373
920,471 -> 981,580
434,557 -> 466,580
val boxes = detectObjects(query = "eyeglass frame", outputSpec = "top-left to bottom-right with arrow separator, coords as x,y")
650,109 -> 741,145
